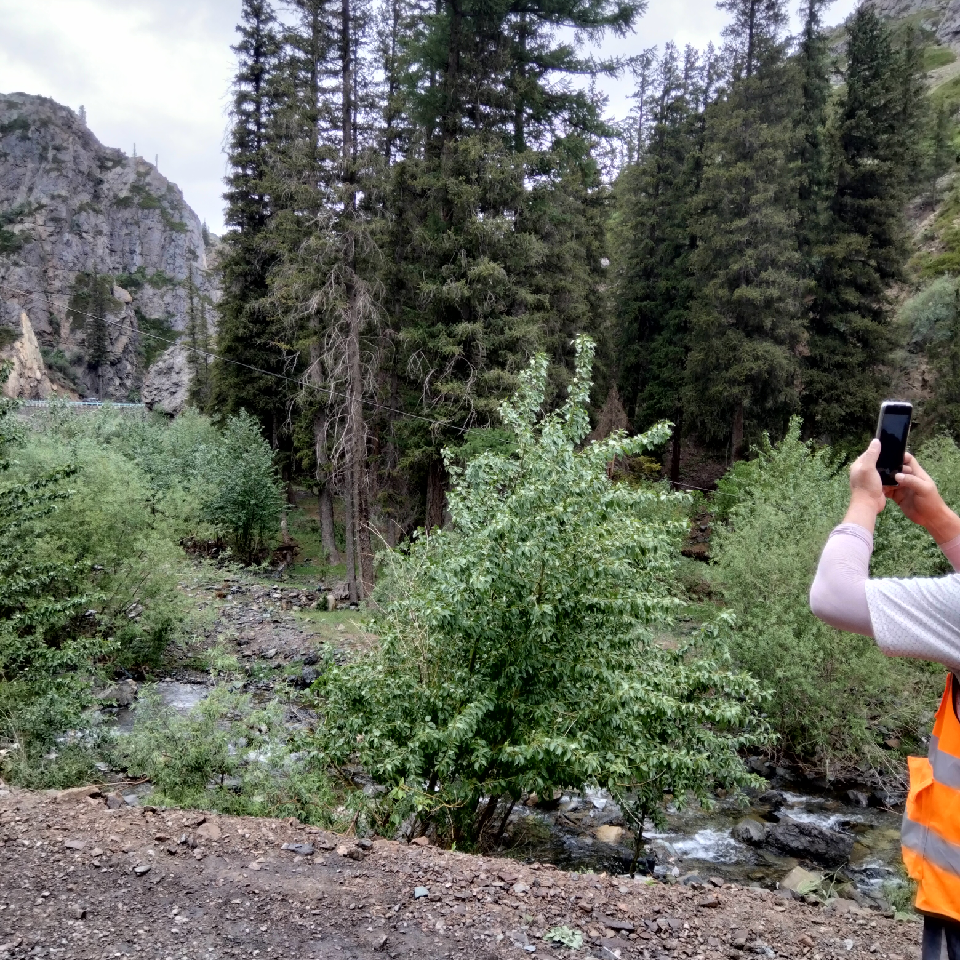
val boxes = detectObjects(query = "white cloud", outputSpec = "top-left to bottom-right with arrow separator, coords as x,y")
0,0 -> 860,234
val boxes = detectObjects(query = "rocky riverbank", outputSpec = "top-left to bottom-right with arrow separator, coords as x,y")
0,785 -> 921,960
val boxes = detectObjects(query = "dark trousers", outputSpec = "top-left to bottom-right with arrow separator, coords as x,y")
923,917 -> 960,959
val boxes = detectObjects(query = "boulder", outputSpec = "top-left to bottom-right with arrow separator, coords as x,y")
780,866 -> 824,897
732,818 -> 767,846
766,816 -> 854,867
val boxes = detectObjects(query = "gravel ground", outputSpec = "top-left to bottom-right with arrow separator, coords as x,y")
0,786 -> 921,960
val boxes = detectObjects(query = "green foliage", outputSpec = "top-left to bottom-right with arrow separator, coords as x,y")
0,115 -> 30,137
923,45 -> 956,70
804,8 -> 926,442
315,340 -> 768,847
0,401 -> 277,782
684,0 -> 805,455
201,411 -> 283,564
898,275 -> 958,348
545,926 -> 584,949
136,310 -> 180,370
111,686 -> 337,824
0,228 -> 23,253
713,420 -> 944,775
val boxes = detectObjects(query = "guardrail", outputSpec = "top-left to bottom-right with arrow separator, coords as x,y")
18,400 -> 146,409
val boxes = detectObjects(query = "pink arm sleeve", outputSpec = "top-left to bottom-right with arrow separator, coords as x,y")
940,534 -> 960,572
809,523 -> 874,637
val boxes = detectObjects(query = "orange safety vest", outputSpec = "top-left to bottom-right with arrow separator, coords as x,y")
902,673 -> 960,921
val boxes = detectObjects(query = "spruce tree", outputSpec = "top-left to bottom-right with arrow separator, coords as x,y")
614,45 -> 718,479
211,0 -> 286,440
794,0 -> 832,265
683,0 -> 804,459
386,0 -> 642,526
803,8 -> 924,441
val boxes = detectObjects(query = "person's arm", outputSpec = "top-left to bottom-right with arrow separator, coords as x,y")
809,440 -> 886,635
809,524 -> 874,636
889,451 -> 960,569
810,440 -> 960,672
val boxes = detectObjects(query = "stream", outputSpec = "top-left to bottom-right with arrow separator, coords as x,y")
105,681 -> 908,906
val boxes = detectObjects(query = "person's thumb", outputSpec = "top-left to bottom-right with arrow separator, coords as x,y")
861,438 -> 881,467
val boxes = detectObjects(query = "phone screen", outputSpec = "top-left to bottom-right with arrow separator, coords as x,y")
877,409 -> 911,484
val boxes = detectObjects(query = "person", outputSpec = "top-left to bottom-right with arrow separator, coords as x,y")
810,439 -> 960,959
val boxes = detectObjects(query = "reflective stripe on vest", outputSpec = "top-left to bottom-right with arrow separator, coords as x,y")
902,674 -> 960,921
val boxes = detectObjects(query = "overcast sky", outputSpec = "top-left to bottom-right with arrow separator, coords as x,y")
1,0 -> 860,235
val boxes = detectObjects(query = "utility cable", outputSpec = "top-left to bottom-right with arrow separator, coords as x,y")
0,282 -> 466,433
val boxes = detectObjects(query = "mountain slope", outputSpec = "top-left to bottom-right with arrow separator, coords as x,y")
0,92 -> 218,402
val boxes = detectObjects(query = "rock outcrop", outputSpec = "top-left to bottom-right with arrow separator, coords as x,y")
142,342 -> 191,415
0,92 -> 219,404
864,0 -> 960,50
0,311 -> 54,399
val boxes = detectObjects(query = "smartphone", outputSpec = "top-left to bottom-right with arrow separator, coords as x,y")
875,401 -> 913,486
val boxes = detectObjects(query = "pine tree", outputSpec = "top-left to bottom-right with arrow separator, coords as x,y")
926,285 -> 960,441
386,0 -> 643,526
614,45 -> 718,480
210,0 -> 286,441
794,0 -> 832,265
185,266 -> 212,408
803,8 -> 924,441
683,0 -> 804,459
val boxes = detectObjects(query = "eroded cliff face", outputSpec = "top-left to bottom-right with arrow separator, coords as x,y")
0,92 -> 218,403
864,0 -> 960,49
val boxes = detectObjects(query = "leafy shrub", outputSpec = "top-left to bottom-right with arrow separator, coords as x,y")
897,275 -> 958,349
314,339 -> 768,852
201,411 -> 284,563
712,420 -> 945,777
111,686 -> 336,825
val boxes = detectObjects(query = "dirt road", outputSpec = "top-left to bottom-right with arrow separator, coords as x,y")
0,785 -> 921,960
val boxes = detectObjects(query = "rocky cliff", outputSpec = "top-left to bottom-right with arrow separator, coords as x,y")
864,0 -> 960,48
0,92 -> 218,404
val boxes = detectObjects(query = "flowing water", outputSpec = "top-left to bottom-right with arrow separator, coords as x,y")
505,783 -> 905,901
103,684 -> 906,901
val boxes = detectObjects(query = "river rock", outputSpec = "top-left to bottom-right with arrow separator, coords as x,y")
97,679 -> 137,707
846,789 -> 870,808
766,816 -> 853,866
780,866 -> 824,897
732,818 -> 767,846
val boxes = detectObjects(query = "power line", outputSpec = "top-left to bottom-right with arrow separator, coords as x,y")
0,283 -> 465,434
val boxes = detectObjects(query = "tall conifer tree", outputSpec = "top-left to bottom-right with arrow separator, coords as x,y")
211,0 -> 285,440
684,0 -> 804,459
803,8 -> 924,441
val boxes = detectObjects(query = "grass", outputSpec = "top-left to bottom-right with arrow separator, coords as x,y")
925,45 -> 957,71
284,486 -> 347,584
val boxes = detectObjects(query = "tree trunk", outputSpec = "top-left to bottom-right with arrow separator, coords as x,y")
425,458 -> 447,531
670,410 -> 682,486
313,415 -> 340,564
344,458 -> 358,604
731,400 -> 745,463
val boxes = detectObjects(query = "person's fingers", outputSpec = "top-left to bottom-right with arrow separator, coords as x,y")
863,438 -> 881,466
894,472 -> 927,492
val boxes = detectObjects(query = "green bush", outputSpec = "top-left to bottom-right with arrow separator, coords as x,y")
314,339 -> 768,852
111,686 -> 336,825
712,420 -> 945,777
898,275 -> 958,350
201,411 -> 284,564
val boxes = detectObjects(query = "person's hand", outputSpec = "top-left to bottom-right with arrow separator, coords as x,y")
887,452 -> 953,537
847,439 -> 886,518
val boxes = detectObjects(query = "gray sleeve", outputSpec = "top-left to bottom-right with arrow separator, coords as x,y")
865,574 -> 960,674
